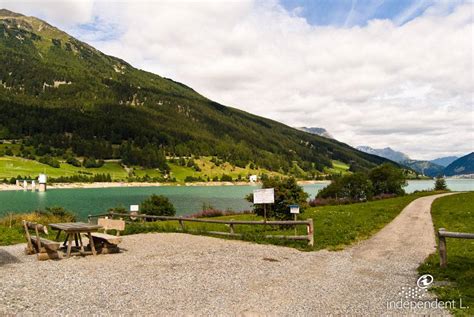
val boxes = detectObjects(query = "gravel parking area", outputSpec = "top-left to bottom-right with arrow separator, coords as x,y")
0,194 -> 452,316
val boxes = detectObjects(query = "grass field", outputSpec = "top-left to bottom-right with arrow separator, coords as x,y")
0,157 -> 128,180
167,156 -> 284,182
324,160 -> 351,176
0,156 -> 287,183
418,192 -> 474,316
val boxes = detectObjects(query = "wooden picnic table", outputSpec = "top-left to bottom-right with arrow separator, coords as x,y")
49,222 -> 102,258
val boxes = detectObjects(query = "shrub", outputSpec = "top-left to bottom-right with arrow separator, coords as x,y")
66,157 -> 82,167
38,155 -> 60,168
140,194 -> 176,217
434,175 -> 448,191
83,157 -> 104,168
220,174 -> 233,182
246,177 -> 308,220
184,175 -> 205,182
108,205 -> 127,213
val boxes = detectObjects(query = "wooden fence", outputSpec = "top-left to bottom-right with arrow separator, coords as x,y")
88,212 -> 314,246
438,228 -> 474,268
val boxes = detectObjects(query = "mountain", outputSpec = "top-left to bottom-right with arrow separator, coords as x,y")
356,145 -> 446,177
356,146 -> 409,163
430,156 -> 458,167
402,160 -> 444,177
0,9 -> 390,174
444,152 -> 474,176
297,127 -> 333,139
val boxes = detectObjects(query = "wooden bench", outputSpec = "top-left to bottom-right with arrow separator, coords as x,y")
23,220 -> 60,260
90,218 -> 125,254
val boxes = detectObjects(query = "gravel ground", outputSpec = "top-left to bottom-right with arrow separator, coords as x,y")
0,194 -> 453,316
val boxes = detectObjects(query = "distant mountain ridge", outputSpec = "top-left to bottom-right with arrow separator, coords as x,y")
356,146 -> 409,163
297,127 -> 333,139
444,152 -> 474,176
356,145 -> 450,177
430,156 -> 458,167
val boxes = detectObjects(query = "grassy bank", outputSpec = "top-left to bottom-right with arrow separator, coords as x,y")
418,192 -> 474,316
0,210 -> 75,245
0,191 -> 440,250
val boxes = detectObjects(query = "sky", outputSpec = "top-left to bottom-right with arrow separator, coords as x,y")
1,0 -> 473,160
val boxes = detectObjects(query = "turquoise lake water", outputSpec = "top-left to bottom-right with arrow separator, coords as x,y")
0,179 -> 472,220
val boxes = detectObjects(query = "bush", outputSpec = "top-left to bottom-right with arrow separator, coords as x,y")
246,177 -> 308,220
38,155 -> 60,168
434,175 -> 448,191
184,175 -> 205,182
140,194 -> 176,217
108,205 -> 127,213
220,174 -> 233,182
66,156 -> 82,167
83,157 -> 104,168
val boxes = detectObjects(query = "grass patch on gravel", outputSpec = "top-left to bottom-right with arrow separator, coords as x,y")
418,192 -> 474,317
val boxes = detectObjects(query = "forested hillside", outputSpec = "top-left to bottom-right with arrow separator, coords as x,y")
0,9 -> 390,176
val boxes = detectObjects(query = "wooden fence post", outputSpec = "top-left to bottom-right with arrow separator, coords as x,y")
438,228 -> 447,268
307,219 -> 314,247
229,223 -> 235,235
179,218 -> 185,231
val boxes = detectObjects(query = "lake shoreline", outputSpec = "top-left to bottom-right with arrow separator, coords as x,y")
0,180 -> 331,192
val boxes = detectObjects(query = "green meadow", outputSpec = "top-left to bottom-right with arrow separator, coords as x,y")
0,157 -> 127,180
418,192 -> 474,316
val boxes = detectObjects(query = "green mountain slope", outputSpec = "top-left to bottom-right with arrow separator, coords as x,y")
0,9 -> 390,175
444,152 -> 474,176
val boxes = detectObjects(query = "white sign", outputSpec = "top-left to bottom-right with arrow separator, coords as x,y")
289,205 -> 300,214
253,188 -> 275,204
130,205 -> 139,212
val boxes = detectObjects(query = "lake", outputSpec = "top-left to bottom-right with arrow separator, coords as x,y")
0,179 -> 472,220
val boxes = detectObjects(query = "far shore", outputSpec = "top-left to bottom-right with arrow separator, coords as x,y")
0,180 -> 331,192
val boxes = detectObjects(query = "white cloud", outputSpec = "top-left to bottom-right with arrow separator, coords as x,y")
2,0 -> 473,159
0,0 -> 94,26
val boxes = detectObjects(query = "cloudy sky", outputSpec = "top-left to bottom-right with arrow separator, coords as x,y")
1,0 -> 473,160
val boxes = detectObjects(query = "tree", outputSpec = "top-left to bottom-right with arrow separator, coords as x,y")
434,175 -> 448,191
368,163 -> 406,196
140,194 -> 176,216
247,177 -> 308,220
317,173 -> 373,201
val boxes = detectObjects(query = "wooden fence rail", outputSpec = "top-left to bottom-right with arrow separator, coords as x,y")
438,228 -> 474,268
88,212 -> 314,246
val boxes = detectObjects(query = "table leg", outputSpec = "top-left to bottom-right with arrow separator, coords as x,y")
78,233 -> 85,254
63,234 -> 69,247
74,233 -> 79,247
88,232 -> 97,256
66,234 -> 73,258
55,230 -> 61,241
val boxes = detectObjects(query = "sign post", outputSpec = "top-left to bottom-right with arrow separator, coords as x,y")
290,205 -> 300,236
253,188 -> 275,222
130,205 -> 139,221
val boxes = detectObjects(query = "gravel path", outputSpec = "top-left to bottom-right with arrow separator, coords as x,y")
0,193 -> 453,316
